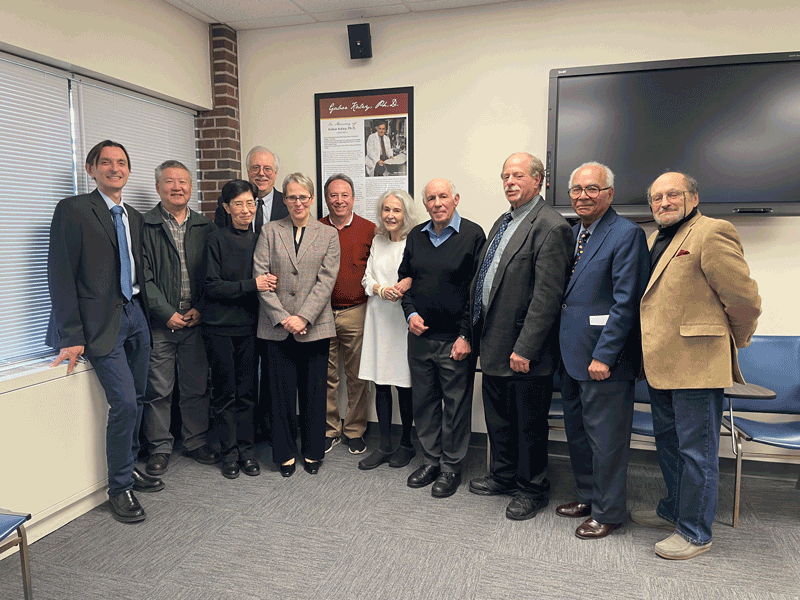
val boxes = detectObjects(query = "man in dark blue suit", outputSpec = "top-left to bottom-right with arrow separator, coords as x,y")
557,162 -> 649,539
48,140 -> 163,523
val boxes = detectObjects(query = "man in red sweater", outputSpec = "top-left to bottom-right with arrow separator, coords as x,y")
320,174 -> 376,454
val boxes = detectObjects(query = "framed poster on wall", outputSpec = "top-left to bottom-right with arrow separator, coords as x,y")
315,86 -> 414,220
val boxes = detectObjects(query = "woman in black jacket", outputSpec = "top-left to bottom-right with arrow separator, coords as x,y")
201,179 -> 274,479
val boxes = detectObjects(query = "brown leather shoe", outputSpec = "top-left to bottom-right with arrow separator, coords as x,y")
575,518 -> 620,539
556,501 -> 591,518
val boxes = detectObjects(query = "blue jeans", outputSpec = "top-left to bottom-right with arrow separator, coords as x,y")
648,385 -> 724,545
88,299 -> 151,497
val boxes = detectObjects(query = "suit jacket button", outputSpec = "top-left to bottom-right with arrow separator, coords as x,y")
289,292 -> 296,297
292,270 -> 298,275
562,303 -> 567,309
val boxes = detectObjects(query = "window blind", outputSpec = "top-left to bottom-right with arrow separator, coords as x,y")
0,57 -> 75,366
0,53 -> 199,369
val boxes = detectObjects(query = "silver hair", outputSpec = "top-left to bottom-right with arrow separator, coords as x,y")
422,179 -> 457,201
568,162 -> 615,188
374,189 -> 420,240
154,160 -> 191,184
646,172 -> 699,204
246,146 -> 280,172
282,172 -> 314,198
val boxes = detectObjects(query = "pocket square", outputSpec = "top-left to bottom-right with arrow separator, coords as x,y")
676,249 -> 690,256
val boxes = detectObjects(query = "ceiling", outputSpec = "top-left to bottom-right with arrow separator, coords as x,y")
163,0 -> 520,30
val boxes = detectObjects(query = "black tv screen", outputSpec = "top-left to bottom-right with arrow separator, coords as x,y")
545,51 -> 800,219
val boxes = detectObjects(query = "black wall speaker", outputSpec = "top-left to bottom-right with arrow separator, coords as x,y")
347,23 -> 372,59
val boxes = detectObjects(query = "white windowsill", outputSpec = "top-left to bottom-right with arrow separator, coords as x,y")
0,357 -> 93,396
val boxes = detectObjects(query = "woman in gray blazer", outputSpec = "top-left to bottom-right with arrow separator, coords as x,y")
253,172 -> 340,477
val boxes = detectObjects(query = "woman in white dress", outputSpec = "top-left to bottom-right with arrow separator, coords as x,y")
357,189 -> 420,470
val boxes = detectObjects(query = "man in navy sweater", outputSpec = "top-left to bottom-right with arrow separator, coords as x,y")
399,178 -> 485,498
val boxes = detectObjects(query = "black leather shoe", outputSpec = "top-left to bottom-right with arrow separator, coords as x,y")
185,445 -> 221,465
132,468 -> 164,493
280,461 -> 296,477
239,459 -> 260,476
431,472 -> 461,498
407,464 -> 441,488
146,453 -> 169,476
108,490 -> 145,523
468,476 -> 516,496
222,461 -> 240,479
303,459 -> 321,475
556,501 -> 591,518
506,493 -> 549,521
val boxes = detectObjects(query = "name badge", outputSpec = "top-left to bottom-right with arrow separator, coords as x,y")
589,315 -> 609,326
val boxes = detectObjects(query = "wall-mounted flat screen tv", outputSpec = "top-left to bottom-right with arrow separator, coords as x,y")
545,51 -> 800,220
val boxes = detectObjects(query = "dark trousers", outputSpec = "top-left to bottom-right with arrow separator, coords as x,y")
265,336 -> 329,464
483,373 -> 552,495
561,376 -> 634,524
256,338 -> 272,442
407,334 -> 475,474
203,332 -> 257,462
374,384 -> 413,452
88,298 -> 151,497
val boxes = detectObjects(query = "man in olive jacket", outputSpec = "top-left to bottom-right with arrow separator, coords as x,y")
141,160 -> 219,476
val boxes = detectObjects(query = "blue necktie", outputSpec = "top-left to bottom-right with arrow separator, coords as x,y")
111,205 -> 133,301
473,212 -> 513,325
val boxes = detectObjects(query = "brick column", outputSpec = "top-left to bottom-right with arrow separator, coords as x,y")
196,24 -> 241,219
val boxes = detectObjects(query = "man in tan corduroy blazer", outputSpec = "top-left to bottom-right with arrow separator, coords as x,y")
633,172 -> 761,561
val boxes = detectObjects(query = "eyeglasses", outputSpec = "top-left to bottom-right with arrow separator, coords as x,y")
649,190 -> 688,206
568,186 -> 611,199
286,195 -> 312,205
248,165 -> 275,175
229,200 -> 256,209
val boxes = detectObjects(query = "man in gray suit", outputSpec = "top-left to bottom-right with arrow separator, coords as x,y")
467,152 -> 573,520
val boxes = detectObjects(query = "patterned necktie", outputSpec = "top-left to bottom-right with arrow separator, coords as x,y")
111,205 -> 133,300
473,212 -> 513,325
571,229 -> 591,275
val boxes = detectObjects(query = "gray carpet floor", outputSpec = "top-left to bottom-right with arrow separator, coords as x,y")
3,437 -> 800,600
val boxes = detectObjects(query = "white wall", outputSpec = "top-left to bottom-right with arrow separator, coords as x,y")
0,0 -> 212,110
239,0 -> 800,337
1,365 -> 111,553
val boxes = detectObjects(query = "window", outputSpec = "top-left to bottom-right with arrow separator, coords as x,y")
0,53 -> 197,369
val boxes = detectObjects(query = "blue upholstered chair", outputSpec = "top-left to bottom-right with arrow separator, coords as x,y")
723,335 -> 800,527
0,509 -> 33,599
630,379 -> 654,437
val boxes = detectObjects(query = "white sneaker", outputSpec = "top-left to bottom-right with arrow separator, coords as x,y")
655,533 -> 711,560
630,509 -> 674,530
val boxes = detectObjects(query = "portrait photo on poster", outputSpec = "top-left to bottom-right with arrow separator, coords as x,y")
364,117 -> 407,178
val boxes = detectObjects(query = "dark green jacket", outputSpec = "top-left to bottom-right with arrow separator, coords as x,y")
142,204 -> 217,327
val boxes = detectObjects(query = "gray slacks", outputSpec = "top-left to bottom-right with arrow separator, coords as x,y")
142,325 -> 210,455
407,334 -> 475,474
